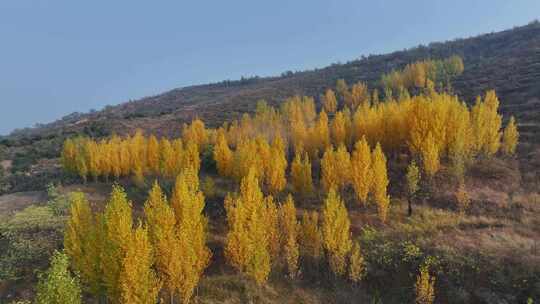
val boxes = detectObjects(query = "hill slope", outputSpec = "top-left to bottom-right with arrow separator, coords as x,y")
1,21 -> 540,194
8,21 -> 540,142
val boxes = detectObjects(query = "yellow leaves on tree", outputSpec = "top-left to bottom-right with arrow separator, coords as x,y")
265,196 -> 281,263
351,137 -> 372,205
502,116 -> 518,156
372,143 -> 390,223
349,81 -> 370,110
225,167 -> 271,285
143,182 -> 179,302
159,138 -> 176,178
182,118 -> 209,150
172,168 -> 211,303
348,241 -> 365,283
119,223 -> 161,304
299,211 -> 322,260
101,185 -> 133,303
183,141 -> 201,174
279,195 -> 299,279
232,139 -> 262,183
214,129 -> 233,177
265,135 -> 288,194
322,188 -> 352,276
321,145 -> 351,193
312,111 -> 330,157
291,151 -> 313,197
323,89 -> 337,113
471,90 -> 502,157
331,111 -> 349,147
147,135 -> 160,174
64,192 -> 103,297
420,132 -> 440,178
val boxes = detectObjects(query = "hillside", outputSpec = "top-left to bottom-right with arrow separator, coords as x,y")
2,21 -> 540,196
1,21 -> 540,304
5,21 -> 540,143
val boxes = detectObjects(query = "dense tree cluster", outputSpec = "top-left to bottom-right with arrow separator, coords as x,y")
53,56 -> 522,302
64,169 -> 210,303
381,55 -> 464,97
61,128 -> 201,183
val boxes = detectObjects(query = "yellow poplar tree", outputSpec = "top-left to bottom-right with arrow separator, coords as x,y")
372,143 -> 390,223
171,168 -> 211,303
143,182 -> 180,302
351,137 -> 372,206
420,132 -> 440,178
85,139 -> 100,182
183,141 -> 201,174
291,151 -> 314,197
101,185 -> 133,303
348,241 -> 365,283
335,144 -> 352,191
225,167 -> 271,285
323,89 -> 337,113
159,138 -> 176,178
147,135 -> 160,174
321,146 -> 338,193
501,116 -> 518,156
61,138 -> 77,174
406,161 -> 421,216
483,90 -> 502,157
265,196 -> 280,262
119,223 -> 161,304
182,118 -> 208,150
322,188 -> 352,276
64,192 -> 103,297
280,195 -> 299,279
214,129 -> 233,177
299,211 -> 322,260
331,111 -> 347,146
266,135 -> 287,194
314,111 -> 330,154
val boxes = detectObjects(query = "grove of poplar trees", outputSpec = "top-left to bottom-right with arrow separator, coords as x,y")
54,55 -> 521,302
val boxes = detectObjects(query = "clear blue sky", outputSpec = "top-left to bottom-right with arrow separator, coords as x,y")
1,0 -> 539,135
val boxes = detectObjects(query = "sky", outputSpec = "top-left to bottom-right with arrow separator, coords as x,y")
1,1 -> 539,135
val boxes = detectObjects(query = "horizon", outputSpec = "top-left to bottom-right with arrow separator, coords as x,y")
1,1 -> 539,135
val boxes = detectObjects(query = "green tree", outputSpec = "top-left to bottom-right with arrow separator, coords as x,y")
35,251 -> 82,304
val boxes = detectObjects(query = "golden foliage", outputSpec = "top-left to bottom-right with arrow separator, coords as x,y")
225,167 -> 271,285
291,151 -> 313,197
299,211 -> 322,260
119,223 -> 161,304
323,89 -> 337,113
143,182 -> 179,300
173,168 -> 211,303
322,188 -> 352,276
280,195 -> 299,279
64,192 -> 103,297
101,185 -> 133,303
351,137 -> 372,205
502,116 -> 519,156
372,143 -> 390,222
348,241 -> 365,283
